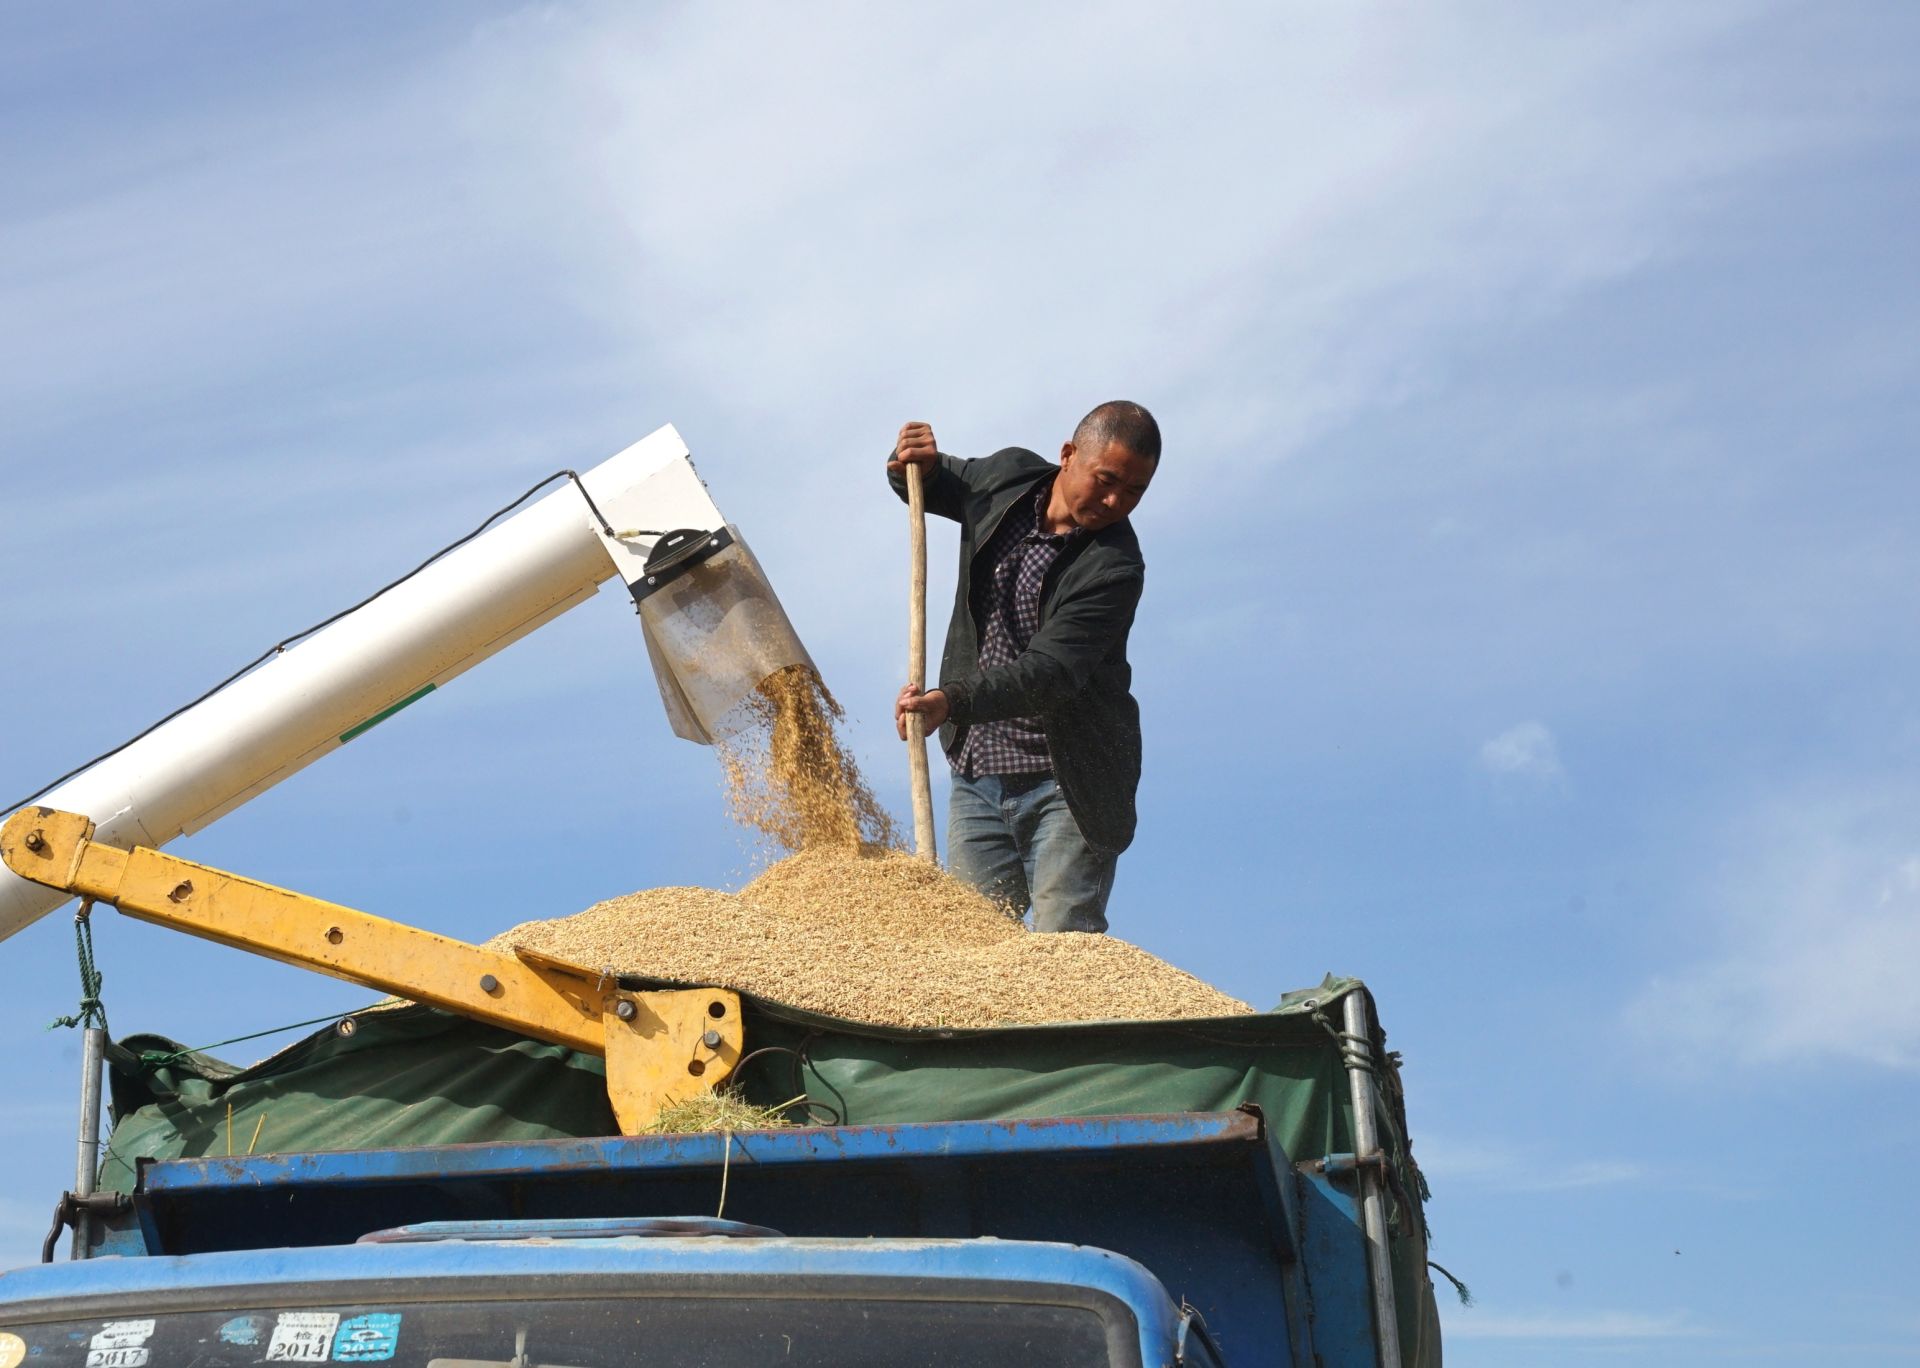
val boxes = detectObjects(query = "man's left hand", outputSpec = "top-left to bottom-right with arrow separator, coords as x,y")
895,683 -> 950,739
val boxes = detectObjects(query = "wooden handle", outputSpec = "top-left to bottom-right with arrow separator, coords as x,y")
905,462 -> 938,861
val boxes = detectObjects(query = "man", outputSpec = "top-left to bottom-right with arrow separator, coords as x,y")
889,401 -> 1158,933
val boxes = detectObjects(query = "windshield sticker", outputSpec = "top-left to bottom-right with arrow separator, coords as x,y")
85,1321 -> 155,1368
217,1318 -> 267,1348
331,1315 -> 400,1363
0,1332 -> 27,1368
265,1314 -> 340,1363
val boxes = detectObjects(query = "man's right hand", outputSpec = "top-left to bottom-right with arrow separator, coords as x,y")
888,421 -> 938,473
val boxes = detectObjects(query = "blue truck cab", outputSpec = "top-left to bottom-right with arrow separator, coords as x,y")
0,1110 -> 1411,1367
0,1231 -> 1214,1368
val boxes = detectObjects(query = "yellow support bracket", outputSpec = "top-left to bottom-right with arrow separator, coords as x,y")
0,807 -> 742,1135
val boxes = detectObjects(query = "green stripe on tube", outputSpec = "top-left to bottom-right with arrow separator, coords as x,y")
339,682 -> 437,744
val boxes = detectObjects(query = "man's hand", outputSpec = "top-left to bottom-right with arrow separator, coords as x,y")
895,683 -> 950,738
888,421 -> 939,474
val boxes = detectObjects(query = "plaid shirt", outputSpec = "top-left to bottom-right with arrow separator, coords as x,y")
952,478 -> 1084,777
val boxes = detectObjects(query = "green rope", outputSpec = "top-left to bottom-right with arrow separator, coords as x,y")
47,900 -> 108,1032
1428,1260 -> 1474,1307
138,1012 -> 352,1069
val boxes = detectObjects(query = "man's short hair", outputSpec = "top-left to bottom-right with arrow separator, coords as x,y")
1074,400 -> 1161,463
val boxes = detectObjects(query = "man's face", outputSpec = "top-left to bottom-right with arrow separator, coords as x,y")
1056,439 -> 1157,531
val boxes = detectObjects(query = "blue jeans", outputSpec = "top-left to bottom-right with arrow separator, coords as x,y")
947,772 -> 1118,933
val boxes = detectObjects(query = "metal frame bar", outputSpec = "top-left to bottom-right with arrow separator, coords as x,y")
70,1025 -> 106,1260
1343,987 -> 1403,1368
137,1110 -> 1272,1202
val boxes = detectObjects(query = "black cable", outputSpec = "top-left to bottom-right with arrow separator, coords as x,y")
731,1045 -> 804,1083
5,471 -> 649,817
793,1032 -> 843,1126
730,1043 -> 839,1125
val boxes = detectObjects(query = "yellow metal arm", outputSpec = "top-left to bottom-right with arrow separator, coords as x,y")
0,807 -> 742,1134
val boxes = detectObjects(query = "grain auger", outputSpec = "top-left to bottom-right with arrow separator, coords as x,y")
0,424 -> 817,1127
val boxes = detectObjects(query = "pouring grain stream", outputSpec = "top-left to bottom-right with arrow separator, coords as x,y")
715,665 -> 897,854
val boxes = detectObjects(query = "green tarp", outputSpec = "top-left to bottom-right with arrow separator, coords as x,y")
101,974 -> 1438,1364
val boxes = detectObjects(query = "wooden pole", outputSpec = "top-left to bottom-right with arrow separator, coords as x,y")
905,462 -> 938,861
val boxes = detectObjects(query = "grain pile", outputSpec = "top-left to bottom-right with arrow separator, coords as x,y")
489,846 -> 1252,1028
485,661 -> 1251,1028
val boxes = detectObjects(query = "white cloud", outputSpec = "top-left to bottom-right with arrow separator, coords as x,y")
450,2 -> 1819,476
1443,1309 -> 1702,1340
1478,721 -> 1566,786
410,0 -> 1848,695
1632,787 -> 1920,1071
0,71 -> 481,431
1417,1135 -> 1642,1193
0,2 -> 1861,701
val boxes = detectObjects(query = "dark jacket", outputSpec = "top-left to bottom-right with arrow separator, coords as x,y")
890,446 -> 1145,854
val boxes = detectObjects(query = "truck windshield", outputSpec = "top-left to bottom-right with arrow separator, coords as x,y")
1,1294 -> 1126,1368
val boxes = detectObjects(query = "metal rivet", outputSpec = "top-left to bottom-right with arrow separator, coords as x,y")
614,999 -> 638,1021
479,974 -> 500,994
702,1029 -> 722,1049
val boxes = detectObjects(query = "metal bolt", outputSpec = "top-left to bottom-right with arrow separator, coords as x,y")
702,1029 -> 723,1049
23,830 -> 45,852
479,974 -> 501,994
613,999 -> 638,1021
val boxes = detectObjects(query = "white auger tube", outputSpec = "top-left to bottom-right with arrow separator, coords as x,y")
0,424 -> 727,943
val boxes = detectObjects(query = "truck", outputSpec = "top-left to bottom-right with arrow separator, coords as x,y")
0,428 -> 1443,1367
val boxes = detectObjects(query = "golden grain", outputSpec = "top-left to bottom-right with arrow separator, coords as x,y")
484,664 -> 1251,1028
489,847 -> 1250,1028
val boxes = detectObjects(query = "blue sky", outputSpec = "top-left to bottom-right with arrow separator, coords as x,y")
2,2 -> 1916,1360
